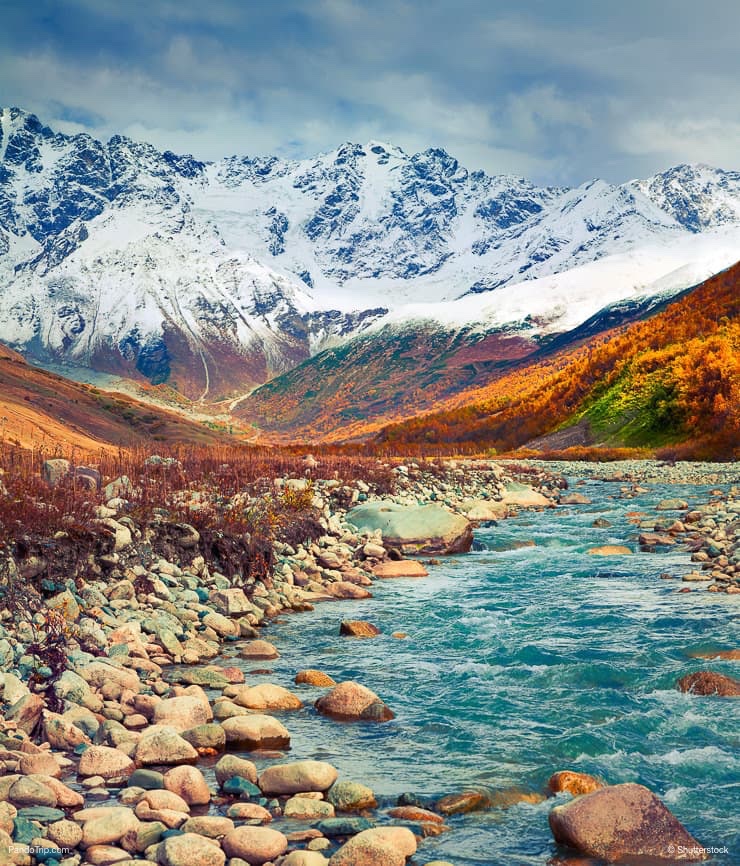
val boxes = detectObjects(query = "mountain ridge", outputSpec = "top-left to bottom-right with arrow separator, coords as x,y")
2,105 -> 740,406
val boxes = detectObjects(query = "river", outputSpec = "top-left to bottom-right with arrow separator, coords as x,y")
232,477 -> 740,865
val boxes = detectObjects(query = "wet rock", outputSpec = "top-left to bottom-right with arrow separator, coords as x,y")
315,682 -> 394,722
676,671 -> 740,696
328,780 -> 377,811
387,806 -> 444,824
586,545 -> 633,556
214,754 -> 258,786
221,826 -> 288,863
560,493 -> 592,505
259,760 -> 339,795
339,620 -> 381,638
436,790 -> 488,814
656,498 -> 689,511
316,817 -> 373,837
129,769 -> 165,790
548,782 -> 707,861
295,670 -> 336,687
226,802 -> 272,823
548,771 -> 605,797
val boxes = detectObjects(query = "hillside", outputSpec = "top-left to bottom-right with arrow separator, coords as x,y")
0,342 -> 233,452
372,262 -> 740,459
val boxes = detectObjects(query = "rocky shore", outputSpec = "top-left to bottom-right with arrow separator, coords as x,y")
0,456 -> 737,866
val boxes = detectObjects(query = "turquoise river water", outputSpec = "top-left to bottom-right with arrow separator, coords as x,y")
232,478 -> 739,865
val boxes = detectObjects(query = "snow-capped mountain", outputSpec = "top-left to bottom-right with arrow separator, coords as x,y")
1,105 -> 739,400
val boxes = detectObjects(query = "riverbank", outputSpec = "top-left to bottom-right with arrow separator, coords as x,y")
0,457 -> 737,866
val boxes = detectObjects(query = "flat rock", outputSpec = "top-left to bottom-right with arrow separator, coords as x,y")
548,782 -> 707,861
587,545 -> 633,556
372,561 -> 428,578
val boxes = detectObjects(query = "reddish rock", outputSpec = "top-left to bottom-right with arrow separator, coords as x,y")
238,640 -> 279,660
548,782 -> 707,861
548,771 -> 605,797
436,790 -> 488,814
295,670 -> 336,687
388,806 -> 445,824
163,765 -> 211,806
315,681 -> 394,722
6,693 -> 45,734
78,745 -> 135,781
676,671 -> 740,697
339,620 -> 381,638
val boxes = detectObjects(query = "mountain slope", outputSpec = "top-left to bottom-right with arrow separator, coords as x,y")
0,342 -> 232,451
372,262 -> 740,459
2,106 -> 740,407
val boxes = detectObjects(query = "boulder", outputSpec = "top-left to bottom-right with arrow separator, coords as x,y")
347,501 -> 473,555
134,727 -> 198,766
676,671 -> 740,697
221,826 -> 288,864
229,683 -> 303,711
77,806 -> 140,847
9,776 -> 57,808
157,832 -> 226,866
258,760 -> 339,795
372,561 -> 428,578
152,695 -> 212,732
328,781 -> 377,812
237,639 -> 279,660
214,754 -> 258,786
6,693 -> 45,734
78,662 -> 141,693
284,797 -> 335,819
329,826 -> 416,865
323,582 -> 373,599
548,782 -> 707,861
78,746 -> 135,781
163,765 -> 211,805
656,498 -> 689,510
339,620 -> 381,638
560,493 -> 592,505
315,681 -> 394,722
221,714 -> 291,750
209,588 -> 253,616
499,483 -> 551,508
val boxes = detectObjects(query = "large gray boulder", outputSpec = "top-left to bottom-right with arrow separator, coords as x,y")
346,501 -> 472,554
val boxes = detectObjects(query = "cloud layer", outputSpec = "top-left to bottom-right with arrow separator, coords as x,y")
2,0 -> 739,184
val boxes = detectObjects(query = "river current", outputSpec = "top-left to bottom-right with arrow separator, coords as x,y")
240,478 -> 739,865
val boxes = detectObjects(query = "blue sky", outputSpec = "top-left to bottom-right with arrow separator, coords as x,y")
1,0 -> 739,185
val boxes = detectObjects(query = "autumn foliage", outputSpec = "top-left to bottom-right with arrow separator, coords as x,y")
375,262 -> 740,459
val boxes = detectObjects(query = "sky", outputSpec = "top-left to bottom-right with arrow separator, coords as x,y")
1,0 -> 739,186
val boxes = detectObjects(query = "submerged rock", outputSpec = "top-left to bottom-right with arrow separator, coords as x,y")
676,671 -> 740,697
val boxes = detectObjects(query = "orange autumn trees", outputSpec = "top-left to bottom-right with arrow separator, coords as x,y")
375,261 -> 740,458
